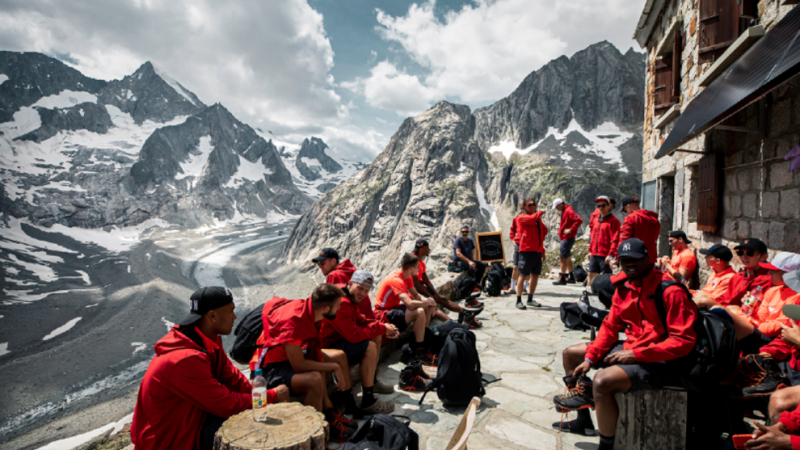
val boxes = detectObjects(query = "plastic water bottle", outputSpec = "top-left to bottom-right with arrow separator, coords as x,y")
252,369 -> 268,422
741,286 -> 764,316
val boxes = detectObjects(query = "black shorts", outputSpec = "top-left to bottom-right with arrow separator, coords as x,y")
518,251 -> 542,276
513,244 -> 520,266
328,339 -> 369,366
588,255 -> 612,274
595,342 -> 680,392
560,238 -> 576,259
384,305 -> 408,332
262,360 -> 296,395
740,328 -> 773,355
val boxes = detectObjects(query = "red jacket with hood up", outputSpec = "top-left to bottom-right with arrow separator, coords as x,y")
558,204 -> 583,240
131,325 -> 257,450
512,211 -> 548,253
589,213 -> 621,258
585,270 -> 698,364
326,259 -> 374,319
620,210 -> 661,264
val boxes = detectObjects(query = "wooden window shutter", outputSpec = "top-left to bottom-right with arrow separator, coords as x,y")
672,28 -> 682,102
740,0 -> 758,19
654,57 -> 677,116
697,153 -> 719,233
699,0 -> 741,62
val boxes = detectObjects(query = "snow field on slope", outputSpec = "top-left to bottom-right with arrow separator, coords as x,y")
34,413 -> 133,450
0,74 -> 8,85
46,218 -> 171,253
152,63 -> 200,107
42,317 -> 82,340
32,91 -> 98,109
175,135 -> 212,187
225,154 -> 274,188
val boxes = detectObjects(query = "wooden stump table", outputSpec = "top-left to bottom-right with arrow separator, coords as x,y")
614,388 -> 688,450
214,403 -> 328,450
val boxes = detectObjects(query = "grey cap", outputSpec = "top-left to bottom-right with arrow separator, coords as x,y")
351,270 -> 375,290
785,267 -> 800,296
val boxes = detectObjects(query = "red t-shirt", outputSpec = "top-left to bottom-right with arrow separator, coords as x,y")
375,269 -> 413,310
665,247 -> 697,281
417,259 -> 427,282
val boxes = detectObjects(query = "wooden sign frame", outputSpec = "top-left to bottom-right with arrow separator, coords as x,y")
475,231 -> 506,263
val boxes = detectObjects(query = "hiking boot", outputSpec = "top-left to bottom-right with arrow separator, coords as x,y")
326,411 -> 357,442
527,298 -> 542,307
741,354 -> 789,397
373,380 -> 395,394
554,376 -> 595,411
362,397 -> 396,414
516,301 -> 527,310
552,418 -> 596,436
399,363 -> 432,392
567,273 -> 577,284
466,315 -> 483,329
553,275 -> 567,286
555,375 -> 579,413
466,296 -> 484,309
418,350 -> 439,367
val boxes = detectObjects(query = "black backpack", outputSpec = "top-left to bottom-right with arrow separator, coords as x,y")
454,276 -> 477,300
590,273 -> 616,309
560,302 -> 590,331
653,281 -> 739,391
230,304 -> 264,365
400,322 -> 470,364
343,414 -> 419,450
418,328 -> 490,407
482,262 -> 508,297
573,265 -> 588,283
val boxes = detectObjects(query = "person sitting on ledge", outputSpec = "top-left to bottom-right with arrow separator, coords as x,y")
412,239 -> 476,323
452,225 -> 487,286
314,247 -> 374,319
320,270 -> 399,414
552,239 -> 698,450
656,231 -> 697,285
374,253 -> 439,366
691,244 -> 736,303
131,287 -> 289,450
250,284 -> 360,442
694,238 -> 773,309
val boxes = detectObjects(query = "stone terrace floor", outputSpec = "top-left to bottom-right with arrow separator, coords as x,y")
371,283 -> 601,450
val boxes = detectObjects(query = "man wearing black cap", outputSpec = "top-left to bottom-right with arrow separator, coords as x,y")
657,231 -> 697,285
694,244 -> 736,303
618,196 -> 661,265
695,238 -> 773,309
412,239 -> 467,319
553,239 -> 698,449
131,287 -> 289,450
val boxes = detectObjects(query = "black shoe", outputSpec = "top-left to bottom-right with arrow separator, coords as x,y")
555,375 -> 579,413
527,299 -> 542,307
552,418 -> 596,436
327,411 -> 357,442
399,362 -> 432,391
553,275 -> 567,286
333,392 -> 368,421
466,297 -> 485,309
516,301 -> 527,310
567,273 -> 577,284
416,348 -> 438,367
741,354 -> 789,397
554,376 -> 595,411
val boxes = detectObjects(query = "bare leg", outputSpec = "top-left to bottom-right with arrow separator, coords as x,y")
562,343 -> 589,374
588,272 -> 598,289
360,340 -> 378,389
434,309 -> 450,322
560,257 -> 569,274
407,307 -> 426,343
567,258 -> 574,273
516,274 -> 530,297
323,349 -> 351,390
528,274 -> 539,296
769,385 -> 800,422
723,306 -> 757,340
292,371 -> 325,412
593,366 -> 633,437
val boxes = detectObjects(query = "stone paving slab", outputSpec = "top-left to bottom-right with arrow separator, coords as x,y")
360,283 -> 602,450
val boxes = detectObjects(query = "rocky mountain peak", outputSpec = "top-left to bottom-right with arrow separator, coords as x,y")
294,137 -> 342,182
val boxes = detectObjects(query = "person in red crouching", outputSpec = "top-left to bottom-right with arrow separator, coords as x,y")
131,287 -> 289,450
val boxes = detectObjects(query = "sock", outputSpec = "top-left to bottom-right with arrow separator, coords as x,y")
598,434 -> 615,450
362,386 -> 376,407
516,295 -> 522,303
576,409 -> 593,425
410,340 -> 422,351
527,294 -> 533,303
510,280 -> 517,289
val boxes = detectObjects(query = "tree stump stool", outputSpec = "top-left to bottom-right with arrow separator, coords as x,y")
213,402 -> 328,450
614,388 -> 688,450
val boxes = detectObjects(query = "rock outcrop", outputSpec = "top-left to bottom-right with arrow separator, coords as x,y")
294,137 -> 342,181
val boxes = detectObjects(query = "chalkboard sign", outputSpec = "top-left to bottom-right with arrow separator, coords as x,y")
476,232 -> 506,263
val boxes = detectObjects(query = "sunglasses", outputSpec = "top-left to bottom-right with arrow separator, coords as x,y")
736,250 -> 756,257
461,231 -> 470,234
526,203 -> 536,207
596,203 -> 608,208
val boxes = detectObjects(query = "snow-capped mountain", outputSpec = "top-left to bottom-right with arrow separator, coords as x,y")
275,136 -> 366,199
0,51 -> 313,230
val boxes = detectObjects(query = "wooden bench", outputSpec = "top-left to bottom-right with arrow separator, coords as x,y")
614,387 -> 688,450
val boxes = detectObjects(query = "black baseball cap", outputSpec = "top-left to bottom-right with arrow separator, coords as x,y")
669,230 -> 692,244
312,248 -> 339,263
621,195 -> 640,208
415,239 -> 429,251
617,238 -> 649,259
699,244 -> 733,261
734,238 -> 768,254
178,286 -> 234,326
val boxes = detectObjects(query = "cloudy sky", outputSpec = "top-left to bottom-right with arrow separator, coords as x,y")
0,0 -> 645,161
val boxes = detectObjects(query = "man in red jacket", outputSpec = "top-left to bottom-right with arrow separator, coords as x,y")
695,238 -> 772,308
505,201 -> 526,294
619,195 -> 661,265
314,248 -> 374,319
553,198 -> 583,286
588,196 -> 620,287
250,284 -> 358,442
131,287 -> 289,450
321,270 -> 400,414
513,198 -> 548,309
552,239 -> 698,449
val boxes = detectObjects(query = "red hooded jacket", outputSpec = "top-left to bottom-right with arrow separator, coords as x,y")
250,297 -> 323,371
131,326 -> 259,450
620,210 -> 661,264
320,291 -> 386,347
513,211 -> 548,253
589,213 -> 621,258
326,259 -> 374,319
715,267 -> 773,307
585,270 -> 698,364
558,204 -> 583,240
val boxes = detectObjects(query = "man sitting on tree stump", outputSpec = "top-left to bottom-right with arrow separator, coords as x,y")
131,287 -> 289,450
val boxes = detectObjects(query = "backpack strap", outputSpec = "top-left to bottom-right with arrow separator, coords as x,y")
653,280 -> 692,329
418,337 -> 457,405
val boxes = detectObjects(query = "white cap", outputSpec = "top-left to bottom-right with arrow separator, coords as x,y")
595,195 -> 610,203
552,199 -> 564,209
764,252 -> 800,273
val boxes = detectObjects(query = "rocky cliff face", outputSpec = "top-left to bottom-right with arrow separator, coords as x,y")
0,52 -> 311,229
283,42 -> 645,278
295,137 -> 343,181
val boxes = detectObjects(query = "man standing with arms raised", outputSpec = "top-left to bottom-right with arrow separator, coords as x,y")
618,195 -> 661,266
553,198 -> 583,286
513,198 -> 548,310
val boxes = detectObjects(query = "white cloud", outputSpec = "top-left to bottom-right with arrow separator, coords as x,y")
344,61 -> 440,117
